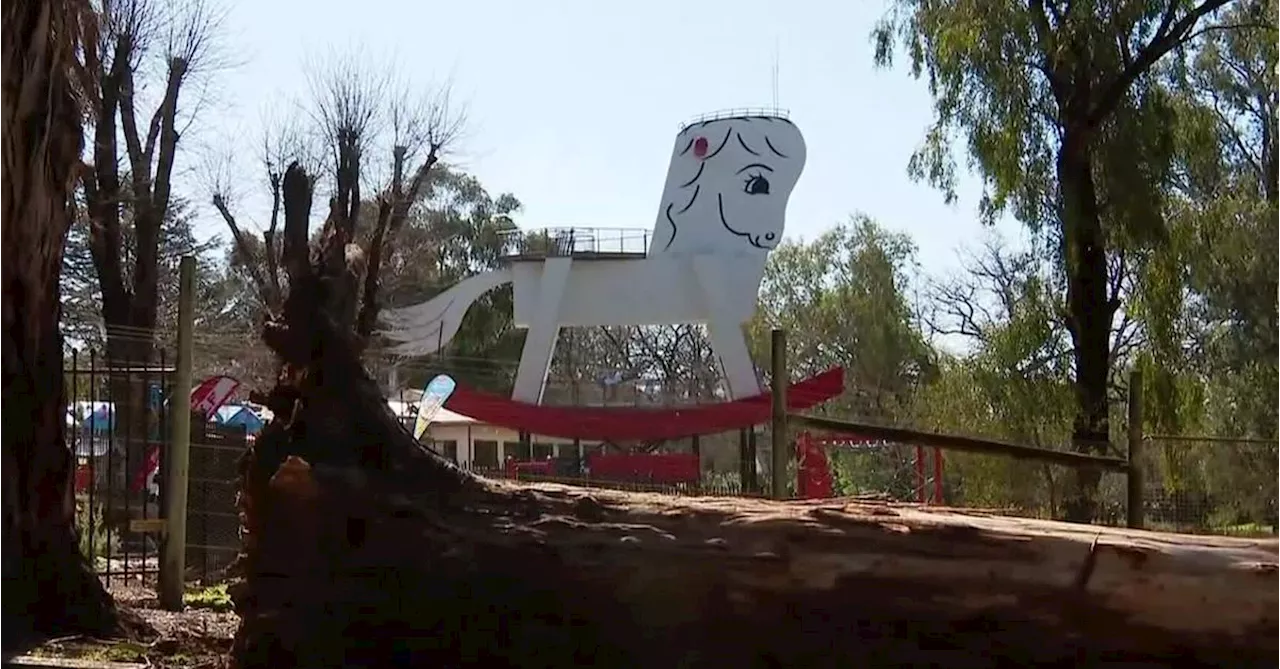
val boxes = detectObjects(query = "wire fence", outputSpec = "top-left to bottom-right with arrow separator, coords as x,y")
66,322 -> 1275,591
185,424 -> 248,584
1138,435 -> 1277,536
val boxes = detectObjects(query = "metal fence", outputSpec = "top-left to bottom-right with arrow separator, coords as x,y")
186,424 -> 248,583
1138,435 -> 1277,537
497,227 -> 651,258
67,348 -> 175,586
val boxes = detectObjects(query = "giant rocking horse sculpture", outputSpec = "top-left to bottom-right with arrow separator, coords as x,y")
379,111 -> 843,442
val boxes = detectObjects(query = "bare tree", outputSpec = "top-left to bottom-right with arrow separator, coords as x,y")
211,53 -> 463,342
82,0 -> 225,349
547,325 -> 724,410
78,0 -> 227,439
926,235 -> 1146,398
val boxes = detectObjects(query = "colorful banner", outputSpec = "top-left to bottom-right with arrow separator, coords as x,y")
413,374 -> 456,440
189,375 -> 242,417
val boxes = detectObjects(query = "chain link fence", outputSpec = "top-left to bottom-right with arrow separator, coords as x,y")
1138,435 -> 1277,537
186,424 -> 249,583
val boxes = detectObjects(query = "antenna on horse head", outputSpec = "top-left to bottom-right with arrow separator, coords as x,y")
771,37 -> 780,113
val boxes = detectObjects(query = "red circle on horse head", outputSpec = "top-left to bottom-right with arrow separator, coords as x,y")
693,137 -> 709,158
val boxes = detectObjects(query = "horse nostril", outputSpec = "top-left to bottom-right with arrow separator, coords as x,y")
765,232 -> 776,240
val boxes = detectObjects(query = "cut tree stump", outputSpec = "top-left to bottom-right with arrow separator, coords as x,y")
226,164 -> 1278,668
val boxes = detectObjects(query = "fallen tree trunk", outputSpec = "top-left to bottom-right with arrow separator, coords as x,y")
228,164 -> 1278,668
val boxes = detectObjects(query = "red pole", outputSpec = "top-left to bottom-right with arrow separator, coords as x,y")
932,447 -> 944,504
915,444 -> 926,504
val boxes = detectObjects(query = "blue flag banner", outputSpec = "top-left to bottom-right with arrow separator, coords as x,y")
413,374 -> 457,440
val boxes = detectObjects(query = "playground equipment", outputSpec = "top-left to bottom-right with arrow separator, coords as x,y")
795,430 -> 945,503
380,111 -> 844,441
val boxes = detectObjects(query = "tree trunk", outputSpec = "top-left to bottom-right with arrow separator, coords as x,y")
228,164 -> 1276,668
1058,128 -> 1116,523
104,329 -> 158,501
1,0 -> 141,649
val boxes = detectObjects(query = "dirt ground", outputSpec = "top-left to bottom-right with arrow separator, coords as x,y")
19,582 -> 238,668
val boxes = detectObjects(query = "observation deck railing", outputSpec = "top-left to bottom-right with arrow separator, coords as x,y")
679,107 -> 790,130
498,227 -> 651,259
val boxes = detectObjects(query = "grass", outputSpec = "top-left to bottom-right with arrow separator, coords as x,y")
183,583 -> 232,611
28,639 -> 146,664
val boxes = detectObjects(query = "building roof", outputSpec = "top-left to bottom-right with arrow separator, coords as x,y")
386,399 -> 477,425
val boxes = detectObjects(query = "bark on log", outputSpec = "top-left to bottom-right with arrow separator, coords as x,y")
228,164 -> 1278,668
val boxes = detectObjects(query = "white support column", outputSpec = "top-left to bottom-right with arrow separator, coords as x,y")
511,257 -> 573,404
706,318 -> 759,400
692,256 -> 761,400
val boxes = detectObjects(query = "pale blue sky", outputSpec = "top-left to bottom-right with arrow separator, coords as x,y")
190,0 -> 1026,276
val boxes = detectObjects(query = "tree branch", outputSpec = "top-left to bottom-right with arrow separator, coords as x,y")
355,201 -> 394,339
1027,0 -> 1066,101
84,47 -> 130,317
1089,0 -> 1235,126
116,36 -> 150,197
1183,20 -> 1276,42
128,54 -> 187,326
264,170 -> 284,302
212,193 -> 279,315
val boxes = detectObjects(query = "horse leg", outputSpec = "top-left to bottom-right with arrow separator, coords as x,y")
691,256 -> 761,400
706,317 -> 760,400
512,322 -> 561,404
511,258 -> 573,404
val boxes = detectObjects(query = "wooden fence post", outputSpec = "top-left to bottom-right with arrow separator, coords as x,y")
740,428 -> 758,494
1126,369 -> 1145,530
770,329 -> 789,500
160,256 -> 195,610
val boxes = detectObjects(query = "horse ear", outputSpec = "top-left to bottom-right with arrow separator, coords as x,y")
692,136 -> 709,158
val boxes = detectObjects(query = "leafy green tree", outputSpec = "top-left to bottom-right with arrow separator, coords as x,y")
751,216 -> 935,415
750,216 -> 936,496
375,167 -> 524,393
1169,1 -> 1276,438
873,0 -> 1249,520
913,236 -> 1082,516
1107,4 -> 1277,529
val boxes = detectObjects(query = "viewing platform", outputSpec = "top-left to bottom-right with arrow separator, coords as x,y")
498,227 -> 651,261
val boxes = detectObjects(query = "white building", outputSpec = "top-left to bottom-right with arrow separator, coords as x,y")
386,400 -> 602,469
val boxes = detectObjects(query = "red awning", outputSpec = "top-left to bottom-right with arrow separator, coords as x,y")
443,367 -> 844,442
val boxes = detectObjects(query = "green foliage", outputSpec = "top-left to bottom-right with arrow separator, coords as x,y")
376,165 -> 525,394
62,197 -> 224,349
871,0 -> 1254,488
184,583 -> 233,611
871,0 -> 1212,237
749,215 -> 936,420
75,499 -> 118,562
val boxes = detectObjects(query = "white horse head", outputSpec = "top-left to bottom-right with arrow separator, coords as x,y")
648,113 -> 807,257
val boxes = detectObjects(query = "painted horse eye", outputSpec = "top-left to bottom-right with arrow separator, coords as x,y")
743,175 -> 770,195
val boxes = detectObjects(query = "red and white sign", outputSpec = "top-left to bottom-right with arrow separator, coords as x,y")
189,375 -> 241,417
